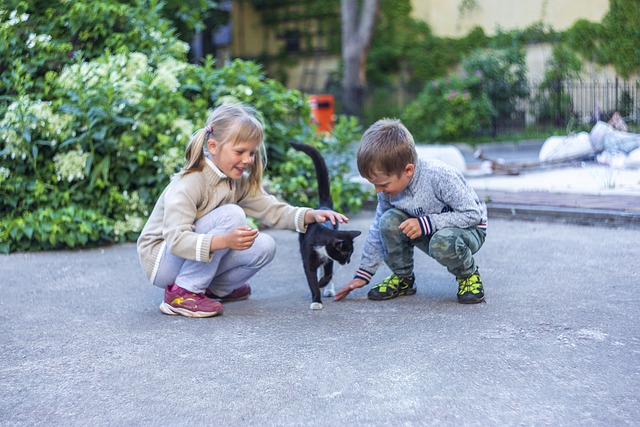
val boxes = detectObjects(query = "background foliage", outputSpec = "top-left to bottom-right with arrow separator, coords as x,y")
401,73 -> 493,142
0,0 -> 370,254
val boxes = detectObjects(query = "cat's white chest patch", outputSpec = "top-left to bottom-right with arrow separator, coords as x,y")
314,245 -> 330,262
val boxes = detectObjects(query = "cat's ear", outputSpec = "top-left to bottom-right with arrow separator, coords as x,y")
332,230 -> 360,242
344,230 -> 361,239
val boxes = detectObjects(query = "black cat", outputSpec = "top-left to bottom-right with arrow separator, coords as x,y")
290,142 -> 361,310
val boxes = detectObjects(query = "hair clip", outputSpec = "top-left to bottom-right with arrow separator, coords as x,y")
204,125 -> 213,135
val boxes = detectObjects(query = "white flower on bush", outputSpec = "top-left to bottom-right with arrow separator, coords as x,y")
159,146 -> 183,176
113,215 -> 144,241
112,190 -> 146,241
0,96 -> 71,160
58,53 -> 149,108
0,167 -> 9,185
150,67 -> 179,92
121,190 -> 148,216
124,52 -> 149,79
54,149 -> 89,182
26,33 -> 52,49
4,10 -> 29,26
171,117 -> 194,144
150,58 -> 185,92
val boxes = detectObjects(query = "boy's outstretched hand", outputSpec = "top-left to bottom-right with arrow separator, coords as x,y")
334,278 -> 367,301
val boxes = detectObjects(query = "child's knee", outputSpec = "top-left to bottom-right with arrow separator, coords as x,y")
428,230 -> 461,261
380,208 -> 409,239
207,204 -> 247,228
255,233 -> 276,266
220,204 -> 247,226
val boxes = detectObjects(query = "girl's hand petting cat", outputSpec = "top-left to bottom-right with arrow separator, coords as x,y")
334,278 -> 366,301
305,209 -> 349,225
211,226 -> 258,251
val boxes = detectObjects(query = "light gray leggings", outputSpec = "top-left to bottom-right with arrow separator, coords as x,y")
153,204 -> 276,296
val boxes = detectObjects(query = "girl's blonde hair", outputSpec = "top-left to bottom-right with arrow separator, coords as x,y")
180,103 -> 266,193
357,118 -> 417,180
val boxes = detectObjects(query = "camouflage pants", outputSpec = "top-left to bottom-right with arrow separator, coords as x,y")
379,208 -> 485,279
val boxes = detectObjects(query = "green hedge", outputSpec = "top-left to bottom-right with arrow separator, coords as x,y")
0,2 -> 370,254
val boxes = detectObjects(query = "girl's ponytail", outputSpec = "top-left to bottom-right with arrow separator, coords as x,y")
179,128 -> 208,175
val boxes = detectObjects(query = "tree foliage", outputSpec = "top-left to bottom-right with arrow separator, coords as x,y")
0,0 -> 369,253
565,0 -> 640,78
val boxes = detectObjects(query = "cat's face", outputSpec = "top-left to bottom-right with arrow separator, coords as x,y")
326,231 -> 361,265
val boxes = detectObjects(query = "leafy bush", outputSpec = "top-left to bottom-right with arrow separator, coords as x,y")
461,47 -> 529,135
534,44 -> 582,125
269,115 -> 373,213
0,2 -> 369,254
401,73 -> 493,142
0,0 -> 182,98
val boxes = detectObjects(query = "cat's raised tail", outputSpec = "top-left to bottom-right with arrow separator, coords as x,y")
290,141 -> 333,208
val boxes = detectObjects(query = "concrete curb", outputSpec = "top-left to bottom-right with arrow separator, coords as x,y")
485,203 -> 640,228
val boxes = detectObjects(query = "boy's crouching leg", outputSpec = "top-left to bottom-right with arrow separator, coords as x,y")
367,208 -> 417,301
379,208 -> 414,276
428,227 -> 484,277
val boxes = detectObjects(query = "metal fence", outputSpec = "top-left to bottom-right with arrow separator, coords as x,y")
355,78 -> 640,136
524,78 -> 639,128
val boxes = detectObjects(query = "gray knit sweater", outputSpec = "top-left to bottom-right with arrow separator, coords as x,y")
354,158 -> 487,283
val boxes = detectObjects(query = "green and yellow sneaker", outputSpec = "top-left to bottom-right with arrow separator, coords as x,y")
457,269 -> 484,304
367,273 -> 416,301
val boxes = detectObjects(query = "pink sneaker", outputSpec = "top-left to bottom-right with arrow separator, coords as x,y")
205,283 -> 252,302
159,284 -> 223,318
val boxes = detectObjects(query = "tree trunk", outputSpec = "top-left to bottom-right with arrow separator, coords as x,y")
340,0 -> 379,118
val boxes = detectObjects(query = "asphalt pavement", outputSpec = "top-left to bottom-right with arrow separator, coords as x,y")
2,140 -> 640,426
2,211 -> 640,426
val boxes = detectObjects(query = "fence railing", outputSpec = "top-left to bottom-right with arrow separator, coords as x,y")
355,78 -> 640,136
527,78 -> 639,125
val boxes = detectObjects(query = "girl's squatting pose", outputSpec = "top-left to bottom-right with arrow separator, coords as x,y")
137,103 -> 348,318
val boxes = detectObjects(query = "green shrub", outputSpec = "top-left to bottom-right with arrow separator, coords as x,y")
401,74 -> 493,142
269,115 -> 373,214
462,47 -> 529,133
533,44 -> 582,125
0,2 -> 369,254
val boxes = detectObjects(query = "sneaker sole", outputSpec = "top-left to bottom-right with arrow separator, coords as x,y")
457,295 -> 485,304
159,302 -> 223,318
368,287 -> 417,301
216,294 -> 250,303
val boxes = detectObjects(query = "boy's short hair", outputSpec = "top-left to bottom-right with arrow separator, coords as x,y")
356,118 -> 418,179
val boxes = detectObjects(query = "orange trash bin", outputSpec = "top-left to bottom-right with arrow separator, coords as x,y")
308,94 -> 335,134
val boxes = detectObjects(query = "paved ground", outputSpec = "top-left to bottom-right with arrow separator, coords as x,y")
2,212 -> 639,426
2,140 -> 639,426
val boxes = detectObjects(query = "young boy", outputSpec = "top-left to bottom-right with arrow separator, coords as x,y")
334,118 -> 487,304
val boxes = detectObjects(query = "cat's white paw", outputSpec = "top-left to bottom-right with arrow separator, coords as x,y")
310,302 -> 324,310
323,282 -> 335,297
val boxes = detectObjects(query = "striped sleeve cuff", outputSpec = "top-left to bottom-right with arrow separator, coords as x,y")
196,234 -> 210,262
354,269 -> 374,284
295,208 -> 311,233
418,215 -> 434,236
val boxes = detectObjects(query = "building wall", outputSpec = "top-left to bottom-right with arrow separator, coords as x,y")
412,0 -> 610,38
230,0 -> 631,91
231,2 -> 277,57
412,0 -> 633,82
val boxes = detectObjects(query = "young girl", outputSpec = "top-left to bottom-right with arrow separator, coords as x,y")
137,103 -> 348,318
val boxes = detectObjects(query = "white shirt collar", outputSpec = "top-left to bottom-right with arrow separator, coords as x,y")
205,156 -> 227,178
